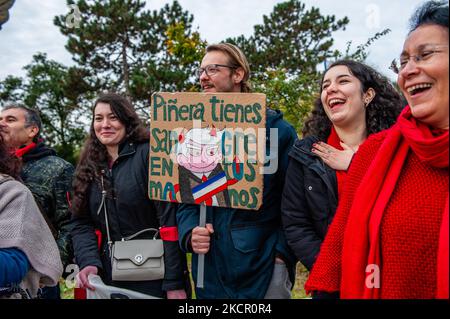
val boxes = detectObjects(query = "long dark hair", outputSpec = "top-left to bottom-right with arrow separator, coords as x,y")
0,134 -> 21,179
71,92 -> 149,216
303,60 -> 403,141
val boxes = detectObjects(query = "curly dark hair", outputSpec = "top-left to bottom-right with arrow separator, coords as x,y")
0,133 -> 21,179
71,92 -> 149,216
303,60 -> 403,141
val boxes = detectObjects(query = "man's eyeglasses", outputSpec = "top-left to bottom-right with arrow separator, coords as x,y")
390,44 -> 449,74
196,64 -> 236,78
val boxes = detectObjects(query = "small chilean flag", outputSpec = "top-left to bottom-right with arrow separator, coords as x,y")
192,172 -> 228,205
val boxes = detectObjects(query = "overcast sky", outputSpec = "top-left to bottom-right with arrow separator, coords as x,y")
0,0 -> 432,82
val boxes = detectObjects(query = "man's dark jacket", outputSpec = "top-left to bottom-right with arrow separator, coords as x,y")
21,142 -> 74,267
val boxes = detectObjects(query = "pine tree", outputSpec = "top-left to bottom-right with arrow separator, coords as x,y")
228,0 -> 349,76
54,0 -> 200,114
0,53 -> 91,164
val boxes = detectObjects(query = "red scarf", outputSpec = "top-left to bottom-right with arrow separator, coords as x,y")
14,142 -> 37,158
327,127 -> 347,198
340,106 -> 449,298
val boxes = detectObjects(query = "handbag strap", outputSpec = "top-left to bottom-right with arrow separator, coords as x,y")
97,171 -> 159,251
97,171 -> 113,256
123,228 -> 160,241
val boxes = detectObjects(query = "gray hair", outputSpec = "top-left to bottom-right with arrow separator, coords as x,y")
2,103 -> 42,141
409,0 -> 449,33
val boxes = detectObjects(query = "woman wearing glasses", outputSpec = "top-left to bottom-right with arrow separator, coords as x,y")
281,60 -> 402,273
305,0 -> 449,299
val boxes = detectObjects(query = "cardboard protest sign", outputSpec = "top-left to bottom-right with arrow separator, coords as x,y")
149,92 -> 266,211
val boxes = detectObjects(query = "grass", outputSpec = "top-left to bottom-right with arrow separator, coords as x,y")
292,262 -> 309,299
60,278 -> 74,299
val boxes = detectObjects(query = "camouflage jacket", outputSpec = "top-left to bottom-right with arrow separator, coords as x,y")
20,142 -> 74,267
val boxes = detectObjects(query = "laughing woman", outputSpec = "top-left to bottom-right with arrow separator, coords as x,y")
305,0 -> 449,299
281,60 -> 402,272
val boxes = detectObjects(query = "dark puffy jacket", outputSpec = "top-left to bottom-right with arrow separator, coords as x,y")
21,142 -> 74,267
177,109 -> 297,299
281,135 -> 338,271
70,141 -> 189,298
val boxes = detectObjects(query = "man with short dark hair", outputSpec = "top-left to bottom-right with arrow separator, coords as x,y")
0,103 -> 74,299
177,43 -> 297,299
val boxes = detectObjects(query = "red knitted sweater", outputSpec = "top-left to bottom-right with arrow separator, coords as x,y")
305,130 -> 449,298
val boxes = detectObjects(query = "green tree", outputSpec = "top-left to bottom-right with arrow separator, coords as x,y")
228,0 -> 349,76
0,75 -> 24,101
252,68 -> 319,132
0,53 -> 92,164
228,0 -> 387,133
165,21 -> 207,92
166,22 -> 206,67
25,53 -> 93,164
54,0 -> 151,98
226,0 -> 348,132
145,2 -> 199,92
55,0 -> 201,114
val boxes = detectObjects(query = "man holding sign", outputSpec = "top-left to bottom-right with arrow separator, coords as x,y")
176,43 -> 297,299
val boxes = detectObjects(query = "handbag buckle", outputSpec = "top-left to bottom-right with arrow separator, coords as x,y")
134,254 -> 144,265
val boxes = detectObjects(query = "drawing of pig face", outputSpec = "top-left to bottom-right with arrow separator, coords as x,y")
176,127 -> 223,173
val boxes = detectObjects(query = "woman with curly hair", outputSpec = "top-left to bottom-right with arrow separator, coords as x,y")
281,60 -> 403,274
305,1 -> 448,299
0,132 -> 62,298
70,92 -> 189,299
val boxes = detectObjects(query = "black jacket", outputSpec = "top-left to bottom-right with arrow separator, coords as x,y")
70,140 -> 189,297
281,135 -> 338,271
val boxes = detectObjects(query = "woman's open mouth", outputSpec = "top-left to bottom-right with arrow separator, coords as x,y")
328,98 -> 346,109
407,83 -> 433,97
